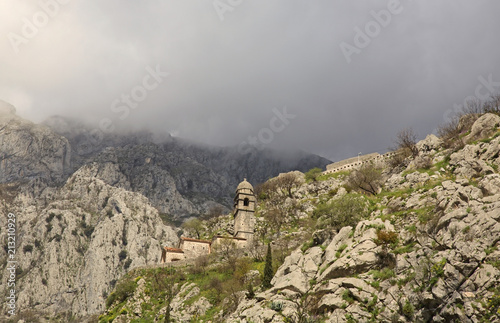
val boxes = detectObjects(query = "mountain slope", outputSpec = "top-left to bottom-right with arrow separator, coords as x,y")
100,113 -> 500,323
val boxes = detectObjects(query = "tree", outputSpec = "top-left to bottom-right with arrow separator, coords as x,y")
201,205 -> 224,221
275,173 -> 302,198
262,243 -> 274,289
395,128 -> 418,158
263,208 -> 286,237
346,164 -> 383,195
181,218 -> 203,239
304,167 -> 323,182
213,238 -> 238,271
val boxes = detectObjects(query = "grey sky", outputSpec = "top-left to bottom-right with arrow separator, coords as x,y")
1,1 -> 500,162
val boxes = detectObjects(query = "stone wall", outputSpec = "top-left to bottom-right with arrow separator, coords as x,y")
161,247 -> 185,263
212,236 -> 248,249
323,151 -> 397,175
179,238 -> 211,259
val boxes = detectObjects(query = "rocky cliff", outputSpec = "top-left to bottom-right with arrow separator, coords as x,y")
0,162 -> 179,319
0,101 -> 71,184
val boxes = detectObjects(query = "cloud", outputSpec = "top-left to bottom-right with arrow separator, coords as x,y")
1,0 -> 500,162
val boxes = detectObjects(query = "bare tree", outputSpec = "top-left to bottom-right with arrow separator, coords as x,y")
213,238 -> 238,271
395,128 -> 419,158
275,173 -> 302,198
484,93 -> 500,115
202,205 -> 224,220
346,164 -> 383,195
181,218 -> 204,239
263,208 -> 287,236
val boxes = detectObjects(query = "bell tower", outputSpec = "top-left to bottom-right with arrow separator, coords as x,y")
233,178 -> 256,243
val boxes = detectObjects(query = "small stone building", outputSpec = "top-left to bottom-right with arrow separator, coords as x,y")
161,179 -> 256,263
160,247 -> 185,263
179,237 -> 212,258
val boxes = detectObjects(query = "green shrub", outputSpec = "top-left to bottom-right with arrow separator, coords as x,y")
314,194 -> 367,230
375,229 -> 399,248
119,250 -> 128,261
370,268 -> 395,281
23,245 -> 33,253
402,301 -> 414,318
124,259 -> 132,269
270,301 -> 283,311
106,280 -> 137,308
305,167 -> 323,182
342,290 -> 355,304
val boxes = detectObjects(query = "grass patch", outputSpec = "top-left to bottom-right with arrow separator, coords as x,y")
393,242 -> 416,255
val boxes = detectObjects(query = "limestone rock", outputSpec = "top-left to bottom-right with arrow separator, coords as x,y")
416,134 -> 443,153
465,113 -> 500,142
0,165 -> 178,317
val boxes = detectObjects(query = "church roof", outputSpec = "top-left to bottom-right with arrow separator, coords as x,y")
236,178 -> 253,191
164,247 -> 184,253
180,237 -> 212,244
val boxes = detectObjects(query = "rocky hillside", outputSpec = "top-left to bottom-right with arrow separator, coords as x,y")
0,162 -> 179,320
100,113 -> 500,323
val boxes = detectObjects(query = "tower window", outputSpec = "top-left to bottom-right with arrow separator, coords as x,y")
243,198 -> 249,206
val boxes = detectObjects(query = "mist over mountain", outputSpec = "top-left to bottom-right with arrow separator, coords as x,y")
2,106 -> 330,220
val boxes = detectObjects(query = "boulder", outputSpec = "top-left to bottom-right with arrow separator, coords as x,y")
466,113 -> 500,142
416,134 -> 443,152
479,173 -> 500,196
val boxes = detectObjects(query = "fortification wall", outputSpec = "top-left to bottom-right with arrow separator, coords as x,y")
323,151 -> 397,175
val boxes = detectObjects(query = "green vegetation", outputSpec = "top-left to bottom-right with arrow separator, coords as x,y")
402,300 -> 414,318
118,250 -> 128,261
304,167 -> 323,182
313,193 -> 367,230
369,268 -> 396,282
336,244 -> 348,258
101,256 -> 268,323
317,170 -> 350,181
262,243 -> 274,289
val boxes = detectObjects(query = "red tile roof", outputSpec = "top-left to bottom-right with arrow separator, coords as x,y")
164,247 -> 184,253
213,235 -> 247,241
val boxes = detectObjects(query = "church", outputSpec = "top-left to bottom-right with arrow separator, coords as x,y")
160,178 -> 256,263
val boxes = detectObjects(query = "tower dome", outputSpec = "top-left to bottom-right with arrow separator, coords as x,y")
236,178 -> 253,192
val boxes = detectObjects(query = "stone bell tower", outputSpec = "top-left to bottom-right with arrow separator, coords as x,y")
233,178 -> 256,243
